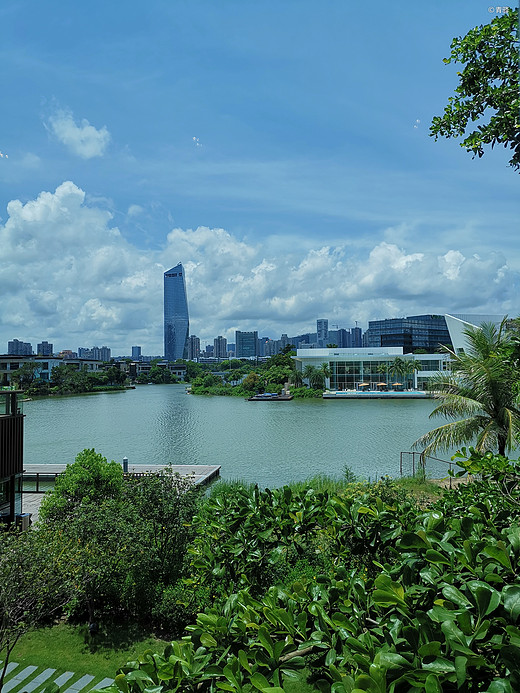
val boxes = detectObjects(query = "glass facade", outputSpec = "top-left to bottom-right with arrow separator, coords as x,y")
364,315 -> 452,353
295,350 -> 450,391
330,359 -> 398,390
164,263 -> 189,361
235,331 -> 258,358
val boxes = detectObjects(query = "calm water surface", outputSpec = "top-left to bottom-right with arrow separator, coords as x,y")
23,385 -> 451,487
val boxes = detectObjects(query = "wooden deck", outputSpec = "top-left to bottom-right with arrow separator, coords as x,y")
23,463 -> 221,487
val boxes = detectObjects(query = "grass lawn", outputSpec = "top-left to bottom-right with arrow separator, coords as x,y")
9,623 -> 170,679
7,624 -> 321,692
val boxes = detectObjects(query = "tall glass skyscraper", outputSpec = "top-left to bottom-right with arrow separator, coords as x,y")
164,263 -> 189,361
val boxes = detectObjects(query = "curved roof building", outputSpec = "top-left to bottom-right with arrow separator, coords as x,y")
164,263 -> 189,361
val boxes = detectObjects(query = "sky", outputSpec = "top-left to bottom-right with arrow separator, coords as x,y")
1,0 -> 519,355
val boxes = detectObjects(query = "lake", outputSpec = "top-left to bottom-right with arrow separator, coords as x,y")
23,385 -> 453,487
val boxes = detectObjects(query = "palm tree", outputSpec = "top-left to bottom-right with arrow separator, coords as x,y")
413,320 -> 520,456
403,359 -> 422,389
290,368 -> 303,388
319,362 -> 331,386
303,364 -> 326,390
376,363 -> 389,385
302,364 -> 316,387
389,357 -> 407,382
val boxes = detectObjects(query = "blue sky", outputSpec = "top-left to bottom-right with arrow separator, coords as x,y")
1,0 -> 518,354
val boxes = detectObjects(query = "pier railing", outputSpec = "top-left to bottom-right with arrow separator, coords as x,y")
400,451 -> 457,488
22,473 -> 60,493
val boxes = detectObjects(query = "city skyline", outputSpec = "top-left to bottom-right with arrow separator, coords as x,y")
3,312 -> 467,359
0,2 -> 518,354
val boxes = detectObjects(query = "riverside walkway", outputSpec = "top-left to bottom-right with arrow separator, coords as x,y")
0,661 -> 113,693
24,463 -> 221,487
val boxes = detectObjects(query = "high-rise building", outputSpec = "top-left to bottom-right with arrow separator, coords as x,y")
317,319 -> 329,346
7,339 -> 33,356
131,346 -> 142,361
351,326 -> 363,348
188,335 -> 200,361
164,263 -> 189,361
37,341 -> 53,356
258,336 -> 270,357
235,331 -> 258,358
213,336 -> 227,359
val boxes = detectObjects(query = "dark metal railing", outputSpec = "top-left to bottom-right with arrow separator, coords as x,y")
400,451 -> 456,488
22,473 -> 60,493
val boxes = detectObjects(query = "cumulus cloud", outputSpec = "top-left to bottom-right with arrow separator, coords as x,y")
45,109 -> 110,159
0,181 -> 517,354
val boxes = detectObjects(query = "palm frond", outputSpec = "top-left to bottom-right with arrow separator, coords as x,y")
413,416 -> 486,456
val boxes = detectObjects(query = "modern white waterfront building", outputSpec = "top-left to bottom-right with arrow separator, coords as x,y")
293,313 -> 507,396
293,347 -> 450,392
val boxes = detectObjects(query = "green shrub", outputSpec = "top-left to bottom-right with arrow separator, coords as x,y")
152,582 -> 214,638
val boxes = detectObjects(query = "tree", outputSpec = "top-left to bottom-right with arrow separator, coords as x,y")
149,365 -> 175,384
176,359 -> 204,382
430,8 -> 519,171
104,365 -> 126,386
242,371 -> 262,392
51,498 -> 142,623
39,448 -> 124,522
403,359 -> 422,388
223,370 -> 239,385
50,363 -> 93,393
123,469 -> 201,587
290,367 -> 304,388
302,364 -> 316,387
388,357 -> 407,383
0,528 -> 77,688
303,364 -> 328,389
11,362 -> 41,389
414,320 -> 520,456
319,361 -> 331,386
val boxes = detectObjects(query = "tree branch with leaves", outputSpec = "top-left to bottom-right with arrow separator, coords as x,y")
430,8 -> 519,171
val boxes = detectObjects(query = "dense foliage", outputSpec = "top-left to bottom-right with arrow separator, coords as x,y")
7,447 -> 520,691
38,451 -> 513,693
430,8 -> 519,171
38,449 -> 202,626
190,350 -> 324,398
13,362 -> 128,396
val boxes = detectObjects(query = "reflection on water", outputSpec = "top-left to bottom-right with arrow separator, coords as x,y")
23,385 -> 451,487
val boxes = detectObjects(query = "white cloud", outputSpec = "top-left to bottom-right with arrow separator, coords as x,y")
127,204 -> 144,217
0,181 -> 517,354
46,109 -> 110,159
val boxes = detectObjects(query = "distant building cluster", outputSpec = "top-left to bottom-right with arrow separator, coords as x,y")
78,346 -> 111,361
3,260 -> 507,375
7,339 -> 34,356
